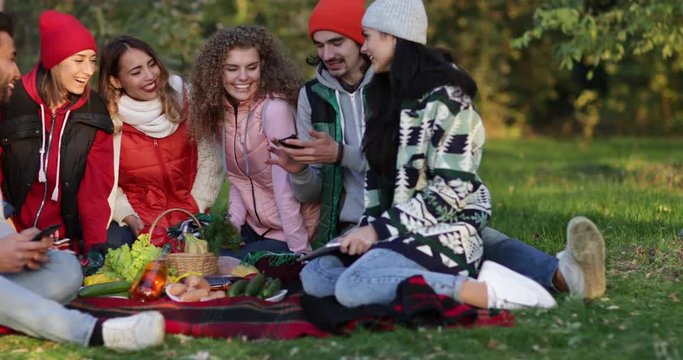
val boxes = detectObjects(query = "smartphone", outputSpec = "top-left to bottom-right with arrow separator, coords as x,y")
2,201 -> 15,218
278,135 -> 304,149
31,224 -> 60,241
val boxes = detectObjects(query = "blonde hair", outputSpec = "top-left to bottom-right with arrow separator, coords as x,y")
38,64 -> 70,109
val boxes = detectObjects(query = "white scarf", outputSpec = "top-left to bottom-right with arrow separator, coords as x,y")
117,95 -> 179,138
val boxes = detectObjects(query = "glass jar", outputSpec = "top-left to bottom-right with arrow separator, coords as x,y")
129,245 -> 170,301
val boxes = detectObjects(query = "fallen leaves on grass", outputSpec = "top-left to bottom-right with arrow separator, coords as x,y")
487,339 -> 499,350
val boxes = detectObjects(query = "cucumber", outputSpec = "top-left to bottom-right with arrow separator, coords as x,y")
227,279 -> 248,297
78,280 -> 132,298
244,274 -> 266,297
260,278 -> 282,299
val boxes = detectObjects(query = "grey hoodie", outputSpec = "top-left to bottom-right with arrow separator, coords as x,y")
289,64 -> 374,224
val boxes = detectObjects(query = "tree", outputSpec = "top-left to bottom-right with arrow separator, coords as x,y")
512,0 -> 683,136
7,0 -> 681,136
512,0 -> 683,71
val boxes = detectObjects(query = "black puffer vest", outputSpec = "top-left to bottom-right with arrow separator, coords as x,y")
0,80 -> 113,243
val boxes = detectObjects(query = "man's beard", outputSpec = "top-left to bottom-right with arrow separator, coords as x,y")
0,83 -> 11,105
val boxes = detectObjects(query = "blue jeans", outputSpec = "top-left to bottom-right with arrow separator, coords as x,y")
220,224 -> 291,259
299,227 -> 560,302
0,250 -> 97,346
480,227 -> 558,290
302,248 -> 467,308
107,221 -> 136,249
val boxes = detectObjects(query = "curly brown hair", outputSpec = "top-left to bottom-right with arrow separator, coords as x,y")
190,25 -> 302,140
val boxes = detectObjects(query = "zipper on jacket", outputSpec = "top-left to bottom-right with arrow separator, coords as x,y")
349,92 -> 362,146
232,106 -> 263,226
248,178 -> 263,226
33,112 -> 58,227
146,132 -> 174,213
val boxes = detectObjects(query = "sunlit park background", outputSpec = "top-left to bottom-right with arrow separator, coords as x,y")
1,0 -> 681,359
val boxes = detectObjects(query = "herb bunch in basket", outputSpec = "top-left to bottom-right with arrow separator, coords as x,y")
202,179 -> 241,253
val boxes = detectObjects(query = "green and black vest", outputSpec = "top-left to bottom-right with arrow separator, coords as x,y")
304,79 -> 346,248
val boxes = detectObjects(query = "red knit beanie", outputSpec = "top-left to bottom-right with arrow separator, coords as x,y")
39,10 -> 97,70
308,0 -> 365,45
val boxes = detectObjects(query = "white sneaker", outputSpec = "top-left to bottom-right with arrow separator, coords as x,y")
477,261 -> 557,309
557,216 -> 606,300
102,311 -> 165,351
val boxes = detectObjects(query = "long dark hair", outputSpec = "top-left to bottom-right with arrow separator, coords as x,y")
363,39 -> 478,176
98,35 -> 181,132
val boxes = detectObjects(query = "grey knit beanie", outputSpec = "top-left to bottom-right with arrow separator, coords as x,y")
362,0 -> 428,45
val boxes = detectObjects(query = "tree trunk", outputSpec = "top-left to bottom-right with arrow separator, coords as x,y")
661,89 -> 672,132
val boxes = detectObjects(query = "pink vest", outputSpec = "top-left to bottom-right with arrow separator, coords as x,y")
224,97 -> 319,245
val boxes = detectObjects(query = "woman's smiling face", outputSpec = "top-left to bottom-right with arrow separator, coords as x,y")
53,49 -> 97,96
222,47 -> 261,103
360,28 -> 396,73
112,48 -> 161,101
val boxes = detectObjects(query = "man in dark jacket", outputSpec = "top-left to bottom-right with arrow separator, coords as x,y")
0,12 -> 165,351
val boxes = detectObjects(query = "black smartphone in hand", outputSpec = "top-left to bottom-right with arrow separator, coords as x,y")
2,201 -> 15,218
31,224 -> 60,241
278,135 -> 304,149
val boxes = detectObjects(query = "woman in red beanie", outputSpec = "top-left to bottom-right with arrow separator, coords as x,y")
0,10 -> 114,257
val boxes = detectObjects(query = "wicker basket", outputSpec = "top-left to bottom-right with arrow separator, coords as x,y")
149,208 -> 218,275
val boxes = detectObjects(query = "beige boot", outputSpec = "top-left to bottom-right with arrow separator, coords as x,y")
557,216 -> 606,300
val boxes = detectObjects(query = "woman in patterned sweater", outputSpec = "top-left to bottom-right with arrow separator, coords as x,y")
327,0 -> 556,310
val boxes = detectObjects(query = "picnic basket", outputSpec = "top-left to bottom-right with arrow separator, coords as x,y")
149,208 -> 218,275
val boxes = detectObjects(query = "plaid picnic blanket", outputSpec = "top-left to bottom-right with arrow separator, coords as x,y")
67,293 -> 328,340
0,294 -> 324,339
0,275 -> 513,339
301,275 -> 514,333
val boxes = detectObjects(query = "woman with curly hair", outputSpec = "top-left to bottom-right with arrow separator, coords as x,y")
190,25 -> 319,257
98,35 -> 222,247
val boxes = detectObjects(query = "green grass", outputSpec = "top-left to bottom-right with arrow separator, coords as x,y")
2,137 -> 682,359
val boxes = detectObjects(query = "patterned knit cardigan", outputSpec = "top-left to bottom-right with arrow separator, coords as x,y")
360,85 -> 492,277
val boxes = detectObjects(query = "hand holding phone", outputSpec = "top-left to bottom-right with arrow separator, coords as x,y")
278,135 -> 304,149
31,224 -> 60,242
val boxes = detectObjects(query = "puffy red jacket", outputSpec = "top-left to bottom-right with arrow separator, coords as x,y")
118,120 -> 198,231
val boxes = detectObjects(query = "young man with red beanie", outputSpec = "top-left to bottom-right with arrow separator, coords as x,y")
269,0 -> 373,249
0,11 -> 165,351
273,0 -> 605,304
0,10 -> 115,256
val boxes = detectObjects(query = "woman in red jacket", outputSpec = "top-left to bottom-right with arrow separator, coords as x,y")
98,36 -> 221,247
0,10 -> 114,256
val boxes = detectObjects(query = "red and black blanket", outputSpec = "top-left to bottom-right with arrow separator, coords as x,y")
0,275 -> 513,339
